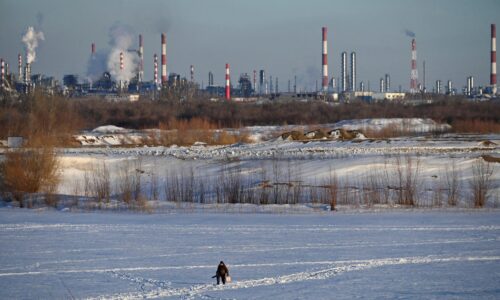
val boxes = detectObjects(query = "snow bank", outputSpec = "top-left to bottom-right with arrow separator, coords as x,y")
91,125 -> 130,134
334,118 -> 451,132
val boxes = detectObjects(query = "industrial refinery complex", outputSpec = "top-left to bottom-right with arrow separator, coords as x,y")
0,24 -> 497,103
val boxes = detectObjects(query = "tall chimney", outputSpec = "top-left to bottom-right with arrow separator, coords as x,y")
385,73 -> 390,92
341,51 -> 347,93
225,63 -> 230,100
436,80 -> 441,94
190,65 -> 194,82
0,59 -> 4,88
491,24 -> 497,94
25,55 -> 31,85
350,52 -> 356,92
161,33 -> 167,85
380,77 -> 385,93
253,70 -> 257,93
120,51 -> 124,71
209,71 -> 214,86
259,70 -> 265,94
139,34 -> 144,83
466,76 -> 472,96
18,54 -> 23,83
410,38 -> 418,94
322,27 -> 328,92
119,52 -> 124,90
91,43 -> 96,56
153,53 -> 158,85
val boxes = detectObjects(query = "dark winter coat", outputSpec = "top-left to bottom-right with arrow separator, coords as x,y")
216,262 -> 229,276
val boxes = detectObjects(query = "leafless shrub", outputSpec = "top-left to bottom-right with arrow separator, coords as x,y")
367,168 -> 388,205
431,177 -> 444,208
470,159 -> 495,208
445,160 -> 460,206
327,169 -> 339,210
271,155 -> 285,204
1,147 -> 60,208
90,162 -> 111,207
117,161 -> 134,205
149,162 -> 160,201
258,161 -> 270,205
394,154 -> 421,206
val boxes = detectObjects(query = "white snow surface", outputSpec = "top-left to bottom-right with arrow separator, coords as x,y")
92,125 -> 131,134
0,209 -> 500,299
57,133 -> 500,206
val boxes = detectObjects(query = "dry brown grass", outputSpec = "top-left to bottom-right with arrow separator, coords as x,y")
1,147 -> 60,207
451,120 -> 500,134
481,155 -> 500,163
157,117 -> 249,146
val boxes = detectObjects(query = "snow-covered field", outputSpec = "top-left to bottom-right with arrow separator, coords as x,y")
1,209 -> 500,299
57,132 -> 500,208
1,119 -> 500,298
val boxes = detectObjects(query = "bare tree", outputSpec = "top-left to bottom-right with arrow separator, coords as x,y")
470,159 -> 495,208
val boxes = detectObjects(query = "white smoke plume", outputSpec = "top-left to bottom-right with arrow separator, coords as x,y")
107,24 -> 139,83
86,24 -> 139,83
22,26 -> 45,64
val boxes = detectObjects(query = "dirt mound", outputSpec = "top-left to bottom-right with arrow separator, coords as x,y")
481,155 -> 500,163
479,140 -> 498,147
280,128 -> 365,141
281,131 -> 304,141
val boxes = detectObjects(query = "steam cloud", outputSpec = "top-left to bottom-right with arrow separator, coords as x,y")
404,29 -> 416,38
22,26 -> 45,64
107,24 -> 139,83
87,23 -> 139,83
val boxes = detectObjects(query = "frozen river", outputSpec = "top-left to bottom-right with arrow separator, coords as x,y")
1,209 -> 500,299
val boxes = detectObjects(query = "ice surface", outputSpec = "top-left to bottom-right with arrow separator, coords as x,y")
0,210 -> 499,299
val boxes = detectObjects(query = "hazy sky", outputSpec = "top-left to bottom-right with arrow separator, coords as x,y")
1,0 -> 499,91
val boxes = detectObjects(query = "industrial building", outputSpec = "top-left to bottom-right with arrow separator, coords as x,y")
1,24 -> 497,102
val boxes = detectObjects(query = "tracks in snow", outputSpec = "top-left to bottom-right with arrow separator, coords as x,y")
89,255 -> 500,300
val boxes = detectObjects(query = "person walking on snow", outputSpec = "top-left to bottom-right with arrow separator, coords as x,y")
214,261 -> 229,285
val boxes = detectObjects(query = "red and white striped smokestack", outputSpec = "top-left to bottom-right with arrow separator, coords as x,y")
139,34 -> 144,82
410,38 -> 418,93
154,53 -> 158,85
0,59 -> 4,88
161,33 -> 167,84
322,27 -> 328,92
190,65 -> 194,82
120,51 -> 124,71
25,53 -> 31,85
225,63 -> 231,100
154,54 -> 158,85
18,53 -> 23,82
491,24 -> 497,94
